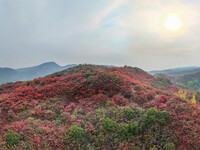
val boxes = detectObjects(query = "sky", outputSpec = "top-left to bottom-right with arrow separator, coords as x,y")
1,0 -> 200,71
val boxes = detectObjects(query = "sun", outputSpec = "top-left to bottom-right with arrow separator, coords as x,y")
164,14 -> 182,31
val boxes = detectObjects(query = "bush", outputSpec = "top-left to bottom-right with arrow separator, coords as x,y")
68,125 -> 84,140
159,111 -> 170,120
84,73 -> 92,78
131,146 -> 141,150
56,119 -> 62,127
6,130 -> 20,148
159,118 -> 166,126
100,99 -> 106,106
125,107 -> 134,119
147,107 -> 157,116
102,118 -> 116,133
149,146 -> 157,150
117,123 -> 130,140
145,115 -> 157,127
163,142 -> 175,150
129,122 -> 139,135
143,108 -> 170,130
105,101 -> 113,107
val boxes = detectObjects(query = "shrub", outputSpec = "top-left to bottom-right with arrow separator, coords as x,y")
102,118 -> 116,133
143,108 -> 170,130
131,146 -> 141,150
159,111 -> 170,120
0,87 -> 3,91
147,107 -> 157,116
100,99 -> 106,106
105,101 -> 113,107
149,146 -> 157,150
56,120 -> 62,127
6,130 -> 20,148
125,107 -> 134,119
145,115 -> 157,127
129,122 -> 139,135
96,109 -> 105,119
68,125 -> 84,140
117,123 -> 130,140
163,142 -> 175,150
159,118 -> 166,126
84,73 -> 92,78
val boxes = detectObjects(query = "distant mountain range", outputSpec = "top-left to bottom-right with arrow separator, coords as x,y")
148,66 -> 200,77
2,63 -> 200,91
149,66 -> 200,91
0,62 -> 77,85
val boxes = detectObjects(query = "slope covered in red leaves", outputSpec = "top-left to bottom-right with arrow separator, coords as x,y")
0,65 -> 199,149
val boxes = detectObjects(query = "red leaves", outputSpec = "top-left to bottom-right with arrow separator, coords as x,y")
35,108 -> 45,117
64,102 -> 76,113
0,67 -> 200,149
158,95 -> 168,103
88,123 -> 95,135
112,95 -> 129,106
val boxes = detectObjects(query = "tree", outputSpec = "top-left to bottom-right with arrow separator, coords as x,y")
175,89 -> 188,100
191,94 -> 196,104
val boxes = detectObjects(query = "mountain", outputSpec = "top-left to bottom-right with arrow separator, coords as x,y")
0,68 -> 17,85
149,66 -> 200,91
174,72 -> 200,91
0,64 -> 199,149
148,66 -> 200,77
0,62 -> 77,85
0,65 -> 200,150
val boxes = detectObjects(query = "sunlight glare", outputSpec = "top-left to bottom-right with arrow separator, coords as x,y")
164,14 -> 182,31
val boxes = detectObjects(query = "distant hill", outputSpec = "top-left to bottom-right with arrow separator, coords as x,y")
0,62 -> 77,85
148,66 -> 200,77
149,66 -> 200,91
174,72 -> 200,91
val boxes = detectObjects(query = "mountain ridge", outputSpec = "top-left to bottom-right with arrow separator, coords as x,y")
0,62 -> 77,85
148,66 -> 200,77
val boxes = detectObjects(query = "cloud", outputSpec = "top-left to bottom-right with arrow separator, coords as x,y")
122,0 -> 200,69
0,0 -> 200,70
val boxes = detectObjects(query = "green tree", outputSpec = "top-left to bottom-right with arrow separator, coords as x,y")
102,118 -> 116,133
117,123 -> 130,140
68,125 -> 84,140
6,130 -> 20,148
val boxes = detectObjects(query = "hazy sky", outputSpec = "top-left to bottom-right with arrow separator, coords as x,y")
1,0 -> 200,70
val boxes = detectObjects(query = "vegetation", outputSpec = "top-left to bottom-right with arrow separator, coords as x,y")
102,118 -> 116,133
0,65 -> 199,149
117,123 -> 130,139
68,125 -> 84,140
6,130 -> 20,148
125,107 -> 134,119
163,142 -> 175,150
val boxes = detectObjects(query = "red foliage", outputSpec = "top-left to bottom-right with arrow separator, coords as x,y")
0,66 -> 199,149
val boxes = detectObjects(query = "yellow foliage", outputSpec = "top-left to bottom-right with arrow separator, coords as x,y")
191,94 -> 196,104
175,89 -> 188,100
175,89 -> 196,104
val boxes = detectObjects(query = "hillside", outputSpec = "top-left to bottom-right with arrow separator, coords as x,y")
175,72 -> 200,91
0,65 -> 199,149
149,66 -> 200,77
0,62 -> 77,85
149,67 -> 200,91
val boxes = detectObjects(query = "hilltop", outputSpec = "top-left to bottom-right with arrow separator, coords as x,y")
0,65 -> 199,149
